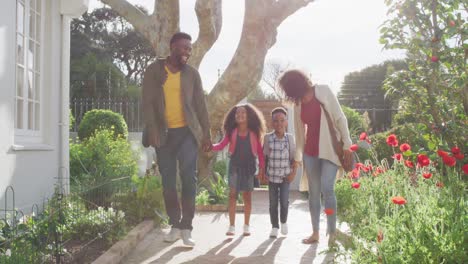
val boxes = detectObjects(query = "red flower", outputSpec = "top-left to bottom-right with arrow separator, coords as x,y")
355,163 -> 365,169
351,169 -> 360,179
377,230 -> 384,243
350,144 -> 359,152
462,164 -> 468,175
373,167 -> 385,177
451,147 -> 460,155
392,196 -> 406,205
431,55 -> 439,62
422,173 -> 432,179
386,134 -> 398,147
393,153 -> 403,161
436,181 -> 444,188
359,132 -> 368,141
437,150 -> 449,157
351,182 -> 360,189
404,160 -> 414,168
400,143 -> 411,152
417,154 -> 430,167
454,153 -> 464,160
442,155 -> 456,167
324,208 -> 334,215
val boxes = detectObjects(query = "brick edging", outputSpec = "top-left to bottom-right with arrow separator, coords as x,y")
92,220 -> 154,264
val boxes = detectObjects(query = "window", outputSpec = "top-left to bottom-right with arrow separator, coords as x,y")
15,0 -> 43,141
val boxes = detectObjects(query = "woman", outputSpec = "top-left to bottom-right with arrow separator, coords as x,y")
278,70 -> 353,246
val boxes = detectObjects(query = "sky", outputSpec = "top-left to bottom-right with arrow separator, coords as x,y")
88,0 -> 405,94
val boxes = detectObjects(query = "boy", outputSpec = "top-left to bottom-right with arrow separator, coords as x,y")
263,107 -> 297,238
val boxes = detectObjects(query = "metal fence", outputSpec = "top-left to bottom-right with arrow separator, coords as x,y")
70,98 -> 144,132
0,177 -> 134,264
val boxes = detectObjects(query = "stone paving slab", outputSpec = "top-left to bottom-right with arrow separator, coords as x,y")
122,190 -> 348,264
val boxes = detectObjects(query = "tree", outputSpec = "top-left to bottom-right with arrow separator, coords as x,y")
337,60 -> 406,132
71,7 -> 156,85
261,60 -> 291,99
381,0 -> 467,147
70,53 -> 128,98
100,0 -> 314,180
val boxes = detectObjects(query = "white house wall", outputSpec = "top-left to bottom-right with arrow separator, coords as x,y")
0,0 -> 63,213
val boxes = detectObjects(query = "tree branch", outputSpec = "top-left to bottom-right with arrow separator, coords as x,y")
270,0 -> 314,26
191,0 -> 223,68
101,0 -> 150,35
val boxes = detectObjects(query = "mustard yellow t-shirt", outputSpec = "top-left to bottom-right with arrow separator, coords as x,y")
163,66 -> 186,128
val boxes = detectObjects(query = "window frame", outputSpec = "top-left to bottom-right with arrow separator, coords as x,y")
14,0 -> 45,144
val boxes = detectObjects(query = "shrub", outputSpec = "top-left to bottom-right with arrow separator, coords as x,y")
114,175 -> 165,225
69,109 -> 75,131
70,129 -> 137,207
342,106 -> 368,138
78,109 -> 128,140
213,159 -> 228,177
195,189 -> 210,206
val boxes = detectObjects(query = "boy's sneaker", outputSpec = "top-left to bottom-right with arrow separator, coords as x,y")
226,225 -> 235,236
280,223 -> 288,235
243,225 -> 251,236
270,228 -> 279,238
164,227 -> 181,242
181,229 -> 195,247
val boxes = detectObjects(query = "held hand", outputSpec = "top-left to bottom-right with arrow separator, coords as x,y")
202,138 -> 213,152
343,149 -> 353,168
292,161 -> 301,169
286,172 -> 296,183
148,129 -> 160,147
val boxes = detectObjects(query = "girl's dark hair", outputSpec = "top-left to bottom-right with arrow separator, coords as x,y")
278,70 -> 313,104
222,103 -> 266,140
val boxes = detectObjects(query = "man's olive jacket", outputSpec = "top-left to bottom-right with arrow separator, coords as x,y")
142,58 -> 211,147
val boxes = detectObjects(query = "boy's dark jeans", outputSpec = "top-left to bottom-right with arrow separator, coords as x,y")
268,180 -> 290,228
156,127 -> 197,230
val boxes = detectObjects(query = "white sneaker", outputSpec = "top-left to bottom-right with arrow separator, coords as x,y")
226,225 -> 235,236
270,228 -> 279,238
243,225 -> 251,236
181,229 -> 195,247
280,223 -> 288,235
164,227 -> 180,242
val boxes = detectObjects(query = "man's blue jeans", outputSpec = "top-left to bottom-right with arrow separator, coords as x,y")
156,127 -> 197,230
303,154 -> 338,234
268,180 -> 290,228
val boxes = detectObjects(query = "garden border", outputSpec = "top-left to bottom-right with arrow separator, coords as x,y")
92,220 -> 154,264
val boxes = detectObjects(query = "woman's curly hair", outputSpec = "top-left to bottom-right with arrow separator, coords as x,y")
222,103 -> 266,140
278,69 -> 313,104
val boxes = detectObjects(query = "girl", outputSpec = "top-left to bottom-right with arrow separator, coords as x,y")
212,103 -> 266,236
278,70 -> 353,247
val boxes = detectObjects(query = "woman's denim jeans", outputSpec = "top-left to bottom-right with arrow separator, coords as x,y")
303,154 -> 338,234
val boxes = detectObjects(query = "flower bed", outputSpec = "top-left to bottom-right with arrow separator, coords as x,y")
335,133 -> 467,263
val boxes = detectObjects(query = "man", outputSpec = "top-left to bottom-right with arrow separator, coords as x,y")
142,32 -> 212,247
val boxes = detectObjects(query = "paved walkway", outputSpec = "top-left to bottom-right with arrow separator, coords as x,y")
122,190 -> 347,264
